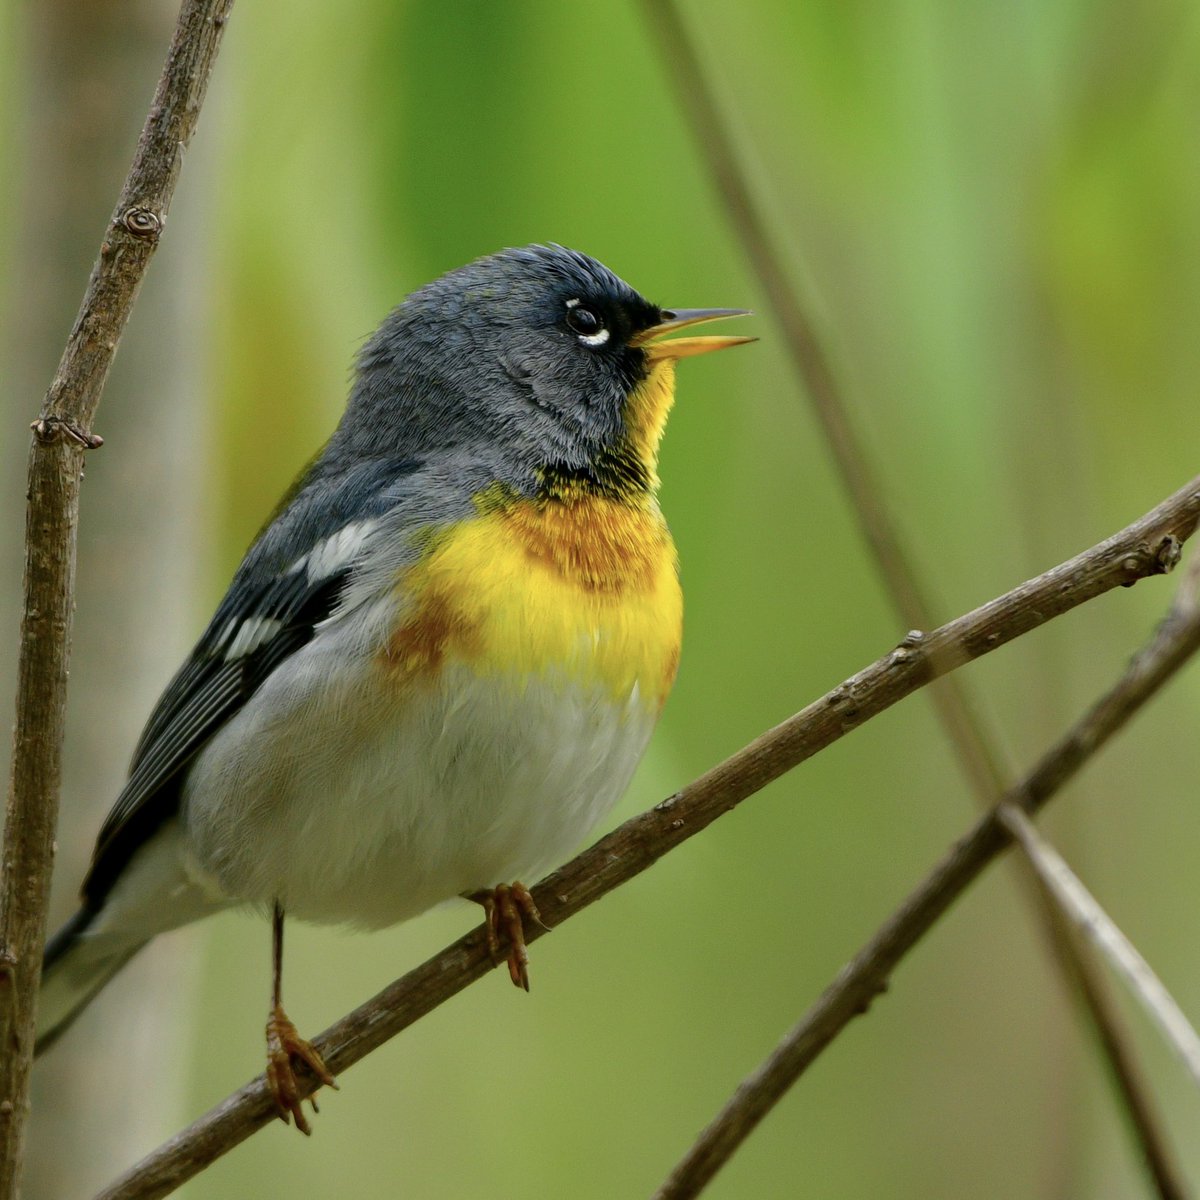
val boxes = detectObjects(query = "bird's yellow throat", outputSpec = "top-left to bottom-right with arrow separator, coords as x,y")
622,356 -> 677,492
382,361 -> 683,708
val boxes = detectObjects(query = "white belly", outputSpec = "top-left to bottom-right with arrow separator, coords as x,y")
181,641 -> 657,928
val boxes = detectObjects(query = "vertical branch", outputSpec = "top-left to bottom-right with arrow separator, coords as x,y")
10,3 -> 216,1193
0,2 -> 235,1194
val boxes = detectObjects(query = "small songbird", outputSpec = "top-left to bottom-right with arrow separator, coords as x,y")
36,245 -> 752,1132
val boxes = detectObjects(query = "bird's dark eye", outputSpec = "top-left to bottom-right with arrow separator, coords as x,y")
566,305 -> 601,334
565,300 -> 609,345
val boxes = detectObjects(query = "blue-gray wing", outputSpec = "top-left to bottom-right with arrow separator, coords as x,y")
80,454 -> 425,908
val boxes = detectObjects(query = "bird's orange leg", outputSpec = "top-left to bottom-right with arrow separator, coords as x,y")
265,903 -> 337,1136
468,882 -> 549,991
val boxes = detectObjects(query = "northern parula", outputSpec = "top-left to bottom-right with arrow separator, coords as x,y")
36,244 -> 752,1130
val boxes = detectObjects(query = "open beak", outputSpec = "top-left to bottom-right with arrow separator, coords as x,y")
631,307 -> 756,361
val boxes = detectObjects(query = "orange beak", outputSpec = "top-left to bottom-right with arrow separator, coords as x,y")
631,307 -> 756,361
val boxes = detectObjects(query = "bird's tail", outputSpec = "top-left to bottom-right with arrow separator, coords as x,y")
36,909 -> 149,1055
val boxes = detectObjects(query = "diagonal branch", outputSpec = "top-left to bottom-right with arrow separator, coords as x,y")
651,552 -> 1200,1200
997,804 -> 1195,1200
1013,868 -> 1190,1200
999,783 -> 1200,1090
0,2 -> 235,1195
636,0 -> 1183,1187
94,477 -> 1200,1200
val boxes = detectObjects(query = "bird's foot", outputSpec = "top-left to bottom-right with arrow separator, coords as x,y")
469,881 -> 549,991
265,1003 -> 338,1136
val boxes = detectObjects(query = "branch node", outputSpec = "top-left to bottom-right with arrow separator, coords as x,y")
1154,534 -> 1183,575
120,205 -> 164,240
29,416 -> 104,450
854,979 -> 889,1016
885,629 -> 926,668
1121,535 -> 1184,588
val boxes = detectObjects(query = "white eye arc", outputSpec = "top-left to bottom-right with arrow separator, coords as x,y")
565,298 -> 610,347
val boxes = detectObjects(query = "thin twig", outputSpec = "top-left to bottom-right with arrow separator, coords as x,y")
985,809 -> 1190,1200
651,555 -> 1200,1200
0,2 -> 235,1194
637,1 -> 1183,1187
93,478 -> 1200,1200
1000,802 -> 1200,1091
997,807 -> 1195,1200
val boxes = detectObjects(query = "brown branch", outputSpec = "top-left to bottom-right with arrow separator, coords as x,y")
651,554 -> 1200,1200
0,2 -> 235,1194
94,477 -> 1200,1200
637,0 -> 1182,1187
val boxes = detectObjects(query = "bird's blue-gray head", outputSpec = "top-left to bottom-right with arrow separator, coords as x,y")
331,245 -> 750,498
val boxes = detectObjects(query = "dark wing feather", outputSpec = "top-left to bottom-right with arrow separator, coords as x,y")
78,453 -> 429,910
77,451 -> 432,907
127,566 -> 317,768
82,567 -> 350,907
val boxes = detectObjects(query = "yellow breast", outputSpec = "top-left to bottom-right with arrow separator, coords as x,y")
382,493 -> 682,711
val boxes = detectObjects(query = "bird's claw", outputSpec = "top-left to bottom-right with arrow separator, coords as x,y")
265,1004 -> 338,1136
471,881 -> 549,991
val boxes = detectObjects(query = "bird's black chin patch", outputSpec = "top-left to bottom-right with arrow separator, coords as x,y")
536,447 -> 652,502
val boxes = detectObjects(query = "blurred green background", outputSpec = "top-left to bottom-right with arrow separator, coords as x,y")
4,1 -> 1200,1197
